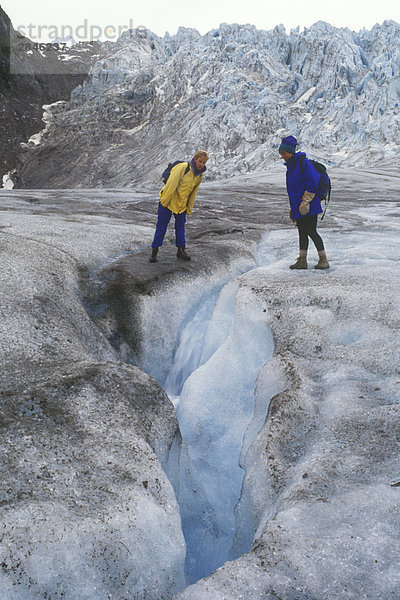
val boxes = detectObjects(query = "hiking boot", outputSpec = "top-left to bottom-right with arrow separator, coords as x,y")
177,246 -> 191,261
290,251 -> 307,270
149,247 -> 159,263
314,250 -> 329,270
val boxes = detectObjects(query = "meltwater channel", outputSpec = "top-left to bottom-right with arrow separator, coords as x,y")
156,238 -> 285,584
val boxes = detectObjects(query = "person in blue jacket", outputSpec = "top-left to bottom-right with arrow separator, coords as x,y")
279,135 -> 329,269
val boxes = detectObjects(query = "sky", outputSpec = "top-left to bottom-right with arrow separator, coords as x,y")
2,0 -> 399,42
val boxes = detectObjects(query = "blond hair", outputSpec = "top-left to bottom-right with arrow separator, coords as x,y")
194,150 -> 209,161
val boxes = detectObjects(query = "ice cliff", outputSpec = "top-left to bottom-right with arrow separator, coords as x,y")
15,20 -> 400,188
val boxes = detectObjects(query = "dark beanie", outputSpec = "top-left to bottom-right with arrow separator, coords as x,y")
279,135 -> 298,154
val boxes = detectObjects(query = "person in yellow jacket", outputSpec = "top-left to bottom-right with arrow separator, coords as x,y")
149,150 -> 209,262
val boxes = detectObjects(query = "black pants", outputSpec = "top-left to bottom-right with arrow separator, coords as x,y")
296,214 -> 324,252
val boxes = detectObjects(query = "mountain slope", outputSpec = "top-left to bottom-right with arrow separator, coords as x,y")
0,6 -> 99,180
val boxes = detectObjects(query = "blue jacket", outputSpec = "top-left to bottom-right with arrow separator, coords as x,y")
284,152 -> 323,219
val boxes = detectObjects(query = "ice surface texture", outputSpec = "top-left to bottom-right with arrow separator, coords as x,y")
1,169 -> 399,599
0,191 -> 186,599
173,184 -> 400,599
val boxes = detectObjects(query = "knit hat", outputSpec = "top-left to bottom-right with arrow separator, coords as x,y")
279,135 -> 298,154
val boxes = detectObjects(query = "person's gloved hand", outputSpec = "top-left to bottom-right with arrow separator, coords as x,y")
299,191 -> 315,216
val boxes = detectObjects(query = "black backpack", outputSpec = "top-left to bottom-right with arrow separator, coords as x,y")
299,156 -> 331,220
161,161 -> 190,183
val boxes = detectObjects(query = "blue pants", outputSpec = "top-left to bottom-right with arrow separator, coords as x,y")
152,203 -> 187,248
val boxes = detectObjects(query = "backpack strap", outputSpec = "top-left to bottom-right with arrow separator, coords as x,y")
175,161 -> 191,184
321,181 -> 331,221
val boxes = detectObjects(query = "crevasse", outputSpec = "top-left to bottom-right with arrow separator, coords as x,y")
162,268 -> 278,583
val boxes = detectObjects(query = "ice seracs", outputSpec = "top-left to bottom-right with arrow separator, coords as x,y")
15,20 -> 400,188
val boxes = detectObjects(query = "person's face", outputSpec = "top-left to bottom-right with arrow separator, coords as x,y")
194,156 -> 207,170
279,151 -> 293,162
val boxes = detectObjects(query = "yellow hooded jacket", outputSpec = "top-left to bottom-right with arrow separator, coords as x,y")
159,162 -> 203,215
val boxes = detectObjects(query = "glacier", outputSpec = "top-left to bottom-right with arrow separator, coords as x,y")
14,20 -> 400,188
0,167 -> 399,598
1,5 -> 400,597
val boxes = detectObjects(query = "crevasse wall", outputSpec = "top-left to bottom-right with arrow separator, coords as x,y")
136,239 -> 287,583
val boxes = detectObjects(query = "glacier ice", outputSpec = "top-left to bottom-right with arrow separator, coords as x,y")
15,20 -> 400,188
136,256 -> 255,386
1,168 -> 399,599
167,279 -> 279,582
173,182 -> 400,599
